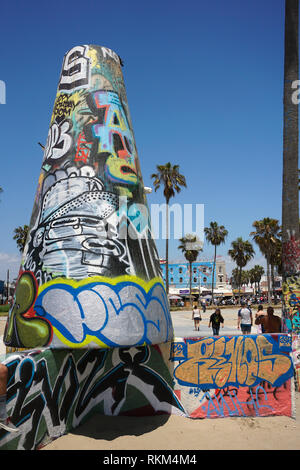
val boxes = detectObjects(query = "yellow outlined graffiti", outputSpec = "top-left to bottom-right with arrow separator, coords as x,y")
35,275 -> 171,349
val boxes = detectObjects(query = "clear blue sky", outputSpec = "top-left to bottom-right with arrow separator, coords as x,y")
0,0 -> 289,281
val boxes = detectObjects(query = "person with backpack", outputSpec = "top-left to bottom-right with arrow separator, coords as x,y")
209,308 -> 224,336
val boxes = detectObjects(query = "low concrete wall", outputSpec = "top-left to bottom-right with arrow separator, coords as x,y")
0,333 -> 296,450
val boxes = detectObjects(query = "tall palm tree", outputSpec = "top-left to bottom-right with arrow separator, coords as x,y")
249,268 -> 256,293
251,265 -> 265,295
178,234 -> 203,307
231,267 -> 240,290
250,218 -> 281,304
228,237 -> 255,304
13,225 -> 29,253
204,221 -> 228,304
270,238 -> 283,276
151,163 -> 186,295
282,0 -> 300,333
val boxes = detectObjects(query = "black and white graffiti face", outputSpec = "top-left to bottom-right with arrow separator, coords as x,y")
36,216 -> 127,278
25,167 -> 129,279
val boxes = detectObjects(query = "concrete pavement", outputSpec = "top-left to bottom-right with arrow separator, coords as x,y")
171,307 -> 240,338
0,306 -> 282,360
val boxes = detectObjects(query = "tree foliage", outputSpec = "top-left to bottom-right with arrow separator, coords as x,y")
13,225 -> 29,253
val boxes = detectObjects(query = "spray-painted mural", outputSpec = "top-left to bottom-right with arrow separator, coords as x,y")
292,335 -> 300,391
0,334 -> 294,450
4,45 -> 171,349
281,230 -> 300,391
171,334 -> 295,419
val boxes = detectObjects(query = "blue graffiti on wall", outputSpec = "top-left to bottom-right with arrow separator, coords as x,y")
34,277 -> 173,348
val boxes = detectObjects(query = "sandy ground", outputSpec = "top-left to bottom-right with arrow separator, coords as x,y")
40,394 -> 300,451
1,309 -> 300,451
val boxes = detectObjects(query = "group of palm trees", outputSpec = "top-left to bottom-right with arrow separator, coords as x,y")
151,163 -> 282,305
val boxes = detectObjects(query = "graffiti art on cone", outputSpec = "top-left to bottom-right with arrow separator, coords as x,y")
4,45 -> 173,350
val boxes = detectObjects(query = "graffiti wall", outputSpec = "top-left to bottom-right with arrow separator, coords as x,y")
0,344 -> 184,450
4,45 -> 172,350
281,231 -> 300,391
292,335 -> 300,390
282,273 -> 300,334
171,334 -> 295,419
0,333 -> 294,450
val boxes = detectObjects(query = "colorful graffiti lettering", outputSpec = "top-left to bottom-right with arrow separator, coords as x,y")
4,271 -> 52,348
187,382 -> 292,419
4,275 -> 173,349
74,131 -> 93,164
52,94 -> 76,123
0,345 -> 184,450
282,275 -> 300,333
82,90 -> 138,189
171,335 -> 293,389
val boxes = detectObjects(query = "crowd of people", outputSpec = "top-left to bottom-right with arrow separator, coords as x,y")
192,301 -> 282,337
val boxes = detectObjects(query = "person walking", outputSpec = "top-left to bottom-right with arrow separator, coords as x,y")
237,302 -> 253,335
192,305 -> 202,331
255,304 -> 267,333
255,306 -> 281,333
201,298 -> 206,313
209,308 -> 224,336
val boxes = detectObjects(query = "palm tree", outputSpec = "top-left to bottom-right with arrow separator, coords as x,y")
282,0 -> 300,332
250,218 -> 281,304
13,225 -> 29,253
231,267 -> 240,290
228,237 -> 255,304
251,265 -> 265,295
249,268 -> 257,293
204,221 -> 228,304
178,234 -> 203,307
270,238 -> 283,275
151,162 -> 186,295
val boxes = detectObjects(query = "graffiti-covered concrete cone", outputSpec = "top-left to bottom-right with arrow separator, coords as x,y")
4,45 -> 173,350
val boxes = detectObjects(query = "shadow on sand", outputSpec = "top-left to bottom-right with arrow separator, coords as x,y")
69,413 -> 171,441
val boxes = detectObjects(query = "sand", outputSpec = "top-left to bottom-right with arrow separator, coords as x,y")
41,394 -> 300,451
1,311 -> 300,451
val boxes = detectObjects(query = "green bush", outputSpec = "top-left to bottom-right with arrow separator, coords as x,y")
0,304 -> 10,313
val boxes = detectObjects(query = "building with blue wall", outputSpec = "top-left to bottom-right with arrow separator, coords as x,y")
160,259 -> 227,294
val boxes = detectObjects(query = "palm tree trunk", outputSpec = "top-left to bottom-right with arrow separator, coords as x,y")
211,245 -> 216,304
238,267 -> 242,304
266,257 -> 271,304
189,261 -> 192,308
271,263 -> 275,300
165,200 -> 169,296
282,0 -> 300,334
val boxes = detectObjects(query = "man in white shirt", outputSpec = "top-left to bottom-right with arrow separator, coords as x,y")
237,302 -> 253,335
